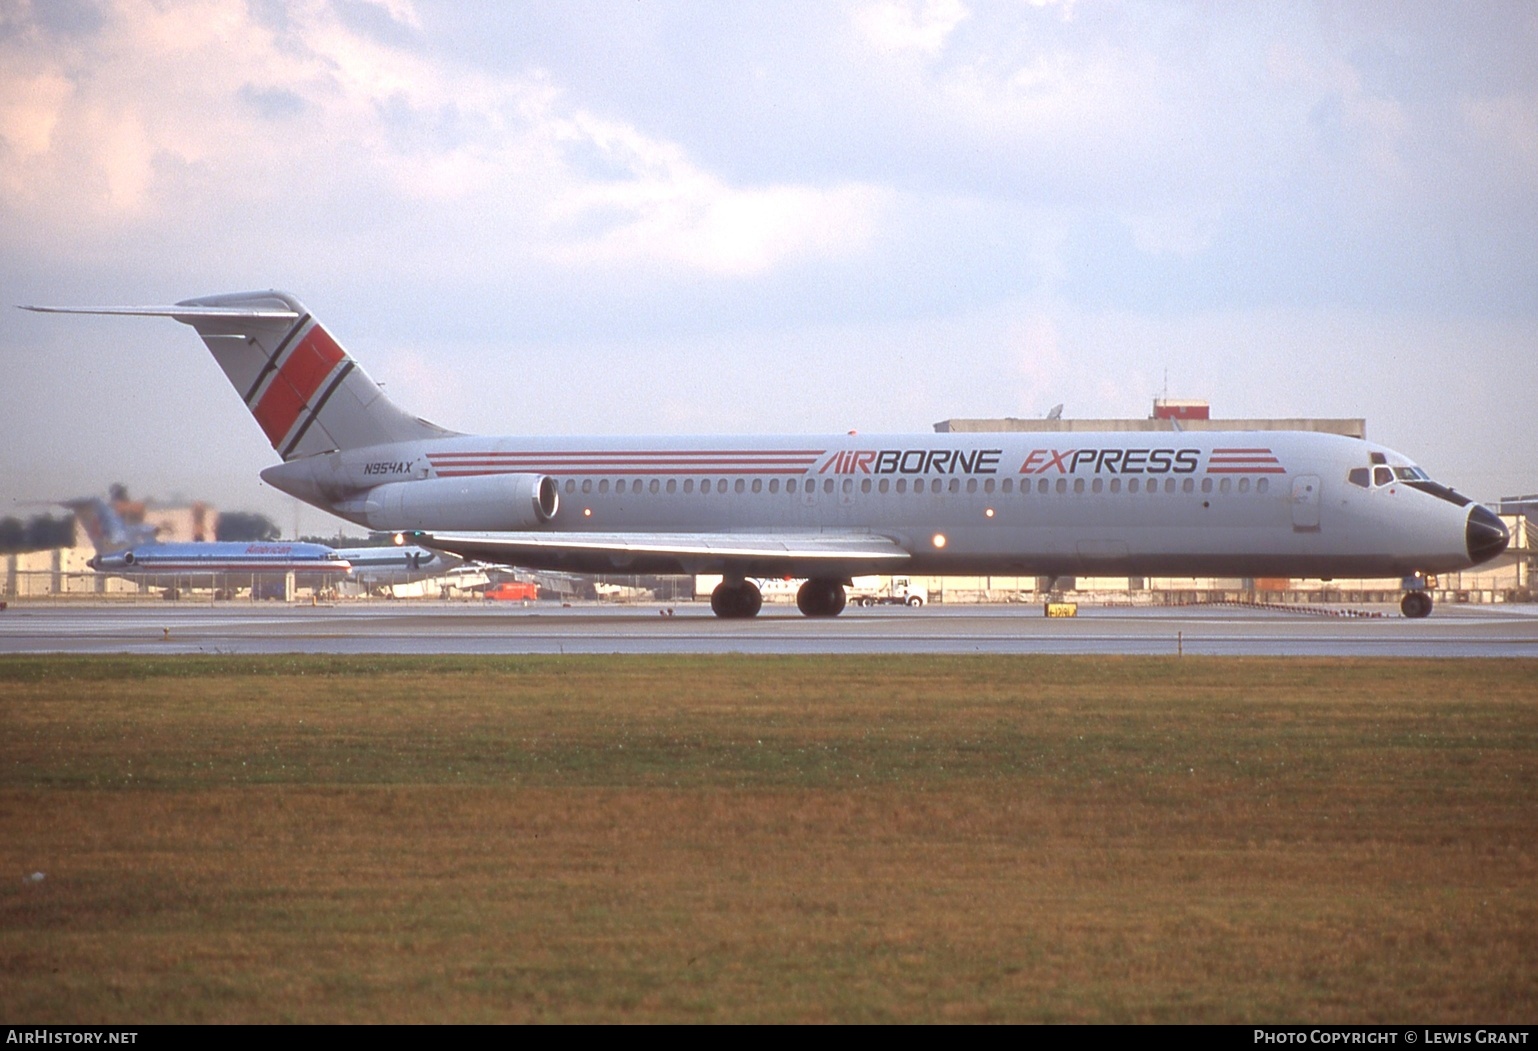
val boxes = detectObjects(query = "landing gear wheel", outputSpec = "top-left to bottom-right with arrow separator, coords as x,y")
710,580 -> 763,619
1401,591 -> 1433,619
796,578 -> 847,618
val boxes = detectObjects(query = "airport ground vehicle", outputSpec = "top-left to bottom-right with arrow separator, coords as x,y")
847,576 -> 927,607
484,581 -> 539,601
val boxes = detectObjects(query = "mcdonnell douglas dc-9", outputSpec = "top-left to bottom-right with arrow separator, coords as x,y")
26,291 -> 1508,619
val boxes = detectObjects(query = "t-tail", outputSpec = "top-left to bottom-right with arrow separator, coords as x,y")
25,291 -> 454,460
60,497 -> 159,554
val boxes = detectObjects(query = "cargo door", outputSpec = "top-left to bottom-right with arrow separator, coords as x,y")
1291,475 -> 1321,532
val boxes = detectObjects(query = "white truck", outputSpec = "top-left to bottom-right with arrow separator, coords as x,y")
846,575 -> 928,608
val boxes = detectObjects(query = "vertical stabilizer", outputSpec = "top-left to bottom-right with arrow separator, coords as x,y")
61,497 -> 158,554
172,291 -> 455,459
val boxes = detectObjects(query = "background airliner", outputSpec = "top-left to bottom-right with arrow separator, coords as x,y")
89,541 -> 351,596
66,495 -> 456,595
27,291 -> 1509,618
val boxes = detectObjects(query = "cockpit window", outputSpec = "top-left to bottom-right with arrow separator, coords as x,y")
1348,468 -> 1370,488
1394,467 -> 1429,481
1373,466 -> 1394,487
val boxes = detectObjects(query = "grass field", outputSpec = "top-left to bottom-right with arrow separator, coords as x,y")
2,654 -> 1535,1023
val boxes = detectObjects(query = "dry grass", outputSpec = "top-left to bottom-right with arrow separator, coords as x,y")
1,655 -> 1535,1022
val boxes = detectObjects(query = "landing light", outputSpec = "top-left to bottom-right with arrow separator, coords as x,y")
393,532 -> 405,546
583,508 -> 592,517
932,533 -> 947,549
985,508 -> 995,518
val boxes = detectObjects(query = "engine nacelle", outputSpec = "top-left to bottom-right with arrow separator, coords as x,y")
350,474 -> 559,531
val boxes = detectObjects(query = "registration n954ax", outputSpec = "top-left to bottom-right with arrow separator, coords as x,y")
26,291 -> 1507,619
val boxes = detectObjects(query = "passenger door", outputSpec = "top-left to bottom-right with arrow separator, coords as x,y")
1291,475 -> 1321,532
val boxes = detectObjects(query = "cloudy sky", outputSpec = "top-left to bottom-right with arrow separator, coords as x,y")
3,0 -> 1534,534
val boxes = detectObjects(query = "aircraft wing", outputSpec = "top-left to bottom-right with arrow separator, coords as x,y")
413,530 -> 912,578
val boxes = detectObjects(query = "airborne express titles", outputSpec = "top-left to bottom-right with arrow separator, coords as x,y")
818,447 -> 1219,476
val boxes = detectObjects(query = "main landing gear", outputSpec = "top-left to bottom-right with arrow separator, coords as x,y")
710,579 -> 762,619
709,577 -> 852,618
796,578 -> 847,618
1401,591 -> 1433,619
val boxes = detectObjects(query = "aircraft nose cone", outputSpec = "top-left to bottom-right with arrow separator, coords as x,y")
1466,505 -> 1509,565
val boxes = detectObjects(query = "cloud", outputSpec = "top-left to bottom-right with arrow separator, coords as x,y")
0,0 -> 884,281
856,0 -> 971,55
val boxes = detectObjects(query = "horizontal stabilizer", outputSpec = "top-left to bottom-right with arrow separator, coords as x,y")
20,304 -> 300,320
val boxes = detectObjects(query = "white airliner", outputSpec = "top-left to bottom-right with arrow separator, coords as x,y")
333,543 -> 462,590
27,291 -> 1508,619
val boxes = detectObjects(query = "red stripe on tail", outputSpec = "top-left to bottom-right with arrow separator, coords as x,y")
252,326 -> 346,447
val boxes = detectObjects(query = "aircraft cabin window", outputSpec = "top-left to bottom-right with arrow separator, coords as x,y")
1037,479 -> 1049,494
984,478 -> 995,494
735,479 -> 746,494
580,479 -> 591,494
1055,479 -> 1067,494
650,479 -> 660,494
1128,479 -> 1140,493
769,479 -> 779,494
563,479 -> 575,494
1238,478 -> 1250,493
1092,478 -> 1103,494
1257,478 -> 1268,493
823,479 -> 834,494
843,479 -> 854,494
786,479 -> 797,493
1164,478 -> 1175,494
966,478 -> 978,494
598,479 -> 609,494
1219,478 -> 1231,494
666,479 -> 676,494
1110,478 -> 1121,494
752,479 -> 762,494
1201,478 -> 1213,494
1001,478 -> 1012,494
860,479 -> 871,494
914,479 -> 926,494
878,478 -> 889,494
683,479 -> 694,493
1073,478 -> 1085,494
950,478 -> 961,494
896,479 -> 907,494
1182,478 -> 1194,493
717,480 -> 728,494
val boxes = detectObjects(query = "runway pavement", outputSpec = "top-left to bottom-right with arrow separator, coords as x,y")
3,600 -> 1537,656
